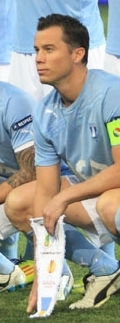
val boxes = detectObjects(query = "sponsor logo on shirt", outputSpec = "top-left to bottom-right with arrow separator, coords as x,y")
106,118 -> 120,145
113,127 -> 120,137
89,123 -> 97,138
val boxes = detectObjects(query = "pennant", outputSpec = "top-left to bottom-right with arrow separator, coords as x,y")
29,216 -> 65,318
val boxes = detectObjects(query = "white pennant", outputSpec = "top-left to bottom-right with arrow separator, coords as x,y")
29,216 -> 65,318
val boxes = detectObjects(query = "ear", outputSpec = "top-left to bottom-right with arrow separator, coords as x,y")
73,47 -> 86,63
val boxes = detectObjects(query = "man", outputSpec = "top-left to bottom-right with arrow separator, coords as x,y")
4,14 -> 120,312
9,0 -> 105,101
97,0 -> 120,244
0,81 -> 74,297
0,80 -> 36,290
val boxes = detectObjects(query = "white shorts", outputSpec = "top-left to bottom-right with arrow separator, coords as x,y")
66,174 -> 113,247
8,52 -> 53,102
88,44 -> 106,70
104,52 -> 120,77
0,64 -> 10,82
0,204 -> 18,240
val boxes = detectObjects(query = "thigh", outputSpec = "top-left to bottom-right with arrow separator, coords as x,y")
61,175 -> 93,228
61,175 -> 113,247
97,188 -> 120,235
9,180 -> 36,214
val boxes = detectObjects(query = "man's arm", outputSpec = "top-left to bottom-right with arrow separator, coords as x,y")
33,163 -> 61,217
42,145 -> 120,235
0,146 -> 35,204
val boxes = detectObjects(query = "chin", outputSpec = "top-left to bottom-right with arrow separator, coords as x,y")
40,78 -> 52,85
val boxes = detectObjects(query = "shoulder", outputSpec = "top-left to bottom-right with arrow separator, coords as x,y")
88,69 -> 120,88
84,70 -> 120,112
0,82 -> 36,117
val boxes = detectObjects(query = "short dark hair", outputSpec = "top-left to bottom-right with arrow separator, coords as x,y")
37,13 -> 89,64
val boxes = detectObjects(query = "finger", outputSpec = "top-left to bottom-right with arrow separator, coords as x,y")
26,291 -> 37,313
26,298 -> 37,314
44,217 -> 55,236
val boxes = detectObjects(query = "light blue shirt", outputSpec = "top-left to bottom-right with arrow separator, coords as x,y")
106,0 -> 120,56
34,69 -> 120,181
13,0 -> 105,53
0,0 -> 16,63
0,82 -> 35,180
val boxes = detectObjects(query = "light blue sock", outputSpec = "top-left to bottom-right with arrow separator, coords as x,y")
0,252 -> 15,275
0,233 -> 19,259
100,242 -> 115,259
64,224 -> 119,276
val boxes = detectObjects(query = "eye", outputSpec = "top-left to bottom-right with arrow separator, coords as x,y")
46,47 -> 53,53
34,47 -> 39,53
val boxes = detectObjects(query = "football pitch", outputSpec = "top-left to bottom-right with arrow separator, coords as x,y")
2,4 -> 120,323
1,233 -> 120,323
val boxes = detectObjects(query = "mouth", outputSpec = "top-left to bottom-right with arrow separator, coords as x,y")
37,69 -> 48,76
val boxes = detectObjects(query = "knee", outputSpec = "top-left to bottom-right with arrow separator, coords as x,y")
5,189 -> 22,216
97,193 -> 110,219
96,191 -> 117,229
5,190 -> 23,228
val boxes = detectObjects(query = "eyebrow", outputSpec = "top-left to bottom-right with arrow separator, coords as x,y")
34,43 -> 56,49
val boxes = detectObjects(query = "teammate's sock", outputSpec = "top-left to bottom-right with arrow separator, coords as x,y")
100,242 -> 115,259
0,252 -> 15,275
0,233 -> 19,259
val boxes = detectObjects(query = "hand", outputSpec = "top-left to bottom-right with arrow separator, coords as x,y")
26,274 -> 37,314
43,194 -> 67,235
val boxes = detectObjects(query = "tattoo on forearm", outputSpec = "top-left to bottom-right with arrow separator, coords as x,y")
7,146 -> 36,188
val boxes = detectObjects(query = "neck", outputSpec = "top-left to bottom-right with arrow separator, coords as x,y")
57,66 -> 87,107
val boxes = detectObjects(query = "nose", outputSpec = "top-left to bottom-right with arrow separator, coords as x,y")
36,50 -> 45,63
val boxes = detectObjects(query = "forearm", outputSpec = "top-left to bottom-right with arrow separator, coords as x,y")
7,145 -> 36,188
59,163 -> 120,206
7,167 -> 36,188
34,187 -> 56,218
0,146 -> 36,203
33,164 -> 61,218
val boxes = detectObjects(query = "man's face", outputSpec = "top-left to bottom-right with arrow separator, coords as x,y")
34,26 -> 75,87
